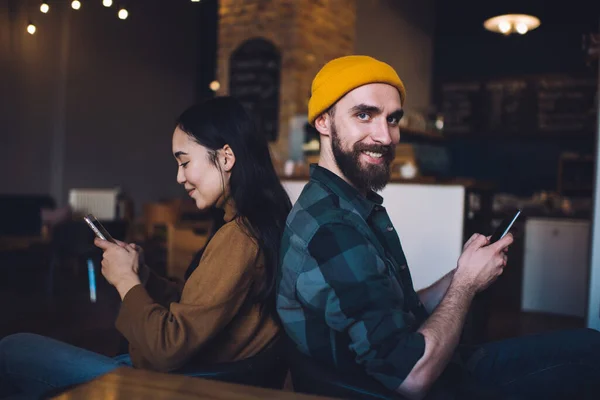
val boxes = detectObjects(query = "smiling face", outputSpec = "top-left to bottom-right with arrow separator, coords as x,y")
315,83 -> 403,193
172,127 -> 228,210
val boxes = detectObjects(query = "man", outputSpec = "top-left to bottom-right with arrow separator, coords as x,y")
277,55 -> 600,399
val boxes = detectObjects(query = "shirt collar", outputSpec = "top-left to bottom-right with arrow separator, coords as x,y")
309,164 -> 383,219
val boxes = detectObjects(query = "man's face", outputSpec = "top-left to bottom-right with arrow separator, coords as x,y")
328,83 -> 403,192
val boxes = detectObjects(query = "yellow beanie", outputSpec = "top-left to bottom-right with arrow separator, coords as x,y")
307,55 -> 406,126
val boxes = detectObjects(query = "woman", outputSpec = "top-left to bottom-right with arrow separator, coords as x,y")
0,96 -> 292,398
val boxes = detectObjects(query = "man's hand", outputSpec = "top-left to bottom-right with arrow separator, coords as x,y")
454,233 -> 513,294
94,238 -> 142,299
399,233 -> 514,398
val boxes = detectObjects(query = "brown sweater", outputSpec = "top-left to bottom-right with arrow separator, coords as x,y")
115,204 -> 280,372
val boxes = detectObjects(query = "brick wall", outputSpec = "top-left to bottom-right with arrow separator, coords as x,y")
217,0 -> 356,164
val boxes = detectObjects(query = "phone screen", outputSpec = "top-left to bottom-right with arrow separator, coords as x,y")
83,214 -> 116,243
490,210 -> 521,243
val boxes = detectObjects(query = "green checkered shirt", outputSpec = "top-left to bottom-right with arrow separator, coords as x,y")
277,165 -> 429,391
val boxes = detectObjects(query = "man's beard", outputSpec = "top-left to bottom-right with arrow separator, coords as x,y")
331,121 -> 395,193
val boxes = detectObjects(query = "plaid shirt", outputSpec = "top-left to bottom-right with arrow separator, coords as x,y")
277,165 -> 430,391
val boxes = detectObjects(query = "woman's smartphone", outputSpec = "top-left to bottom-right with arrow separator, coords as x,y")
490,209 -> 521,243
83,214 -> 116,243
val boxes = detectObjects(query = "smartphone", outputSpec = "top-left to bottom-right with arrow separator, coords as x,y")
83,214 -> 116,243
490,209 -> 521,243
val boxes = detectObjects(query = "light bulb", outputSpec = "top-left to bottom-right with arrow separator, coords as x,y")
118,8 -> 128,20
71,0 -> 81,10
400,162 -> 418,179
516,22 -> 528,34
191,0 -> 201,2
498,20 -> 511,34
27,23 -> 36,35
209,81 -> 220,91
40,2 -> 49,13
435,116 -> 444,130
103,0 -> 112,6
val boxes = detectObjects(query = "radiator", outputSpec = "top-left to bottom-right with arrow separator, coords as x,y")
68,188 -> 119,221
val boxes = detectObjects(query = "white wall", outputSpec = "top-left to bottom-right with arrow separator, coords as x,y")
354,0 -> 435,113
282,181 -> 464,290
587,60 -> 600,330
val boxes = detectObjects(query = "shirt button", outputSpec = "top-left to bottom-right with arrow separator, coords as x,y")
374,205 -> 382,212
386,225 -> 394,232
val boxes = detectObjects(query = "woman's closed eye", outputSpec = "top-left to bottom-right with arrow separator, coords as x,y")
179,161 -> 190,168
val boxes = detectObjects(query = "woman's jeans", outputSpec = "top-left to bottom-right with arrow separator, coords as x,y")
0,333 -> 132,399
2,328 -> 600,399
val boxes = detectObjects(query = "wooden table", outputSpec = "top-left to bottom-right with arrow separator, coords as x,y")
52,367 -> 335,399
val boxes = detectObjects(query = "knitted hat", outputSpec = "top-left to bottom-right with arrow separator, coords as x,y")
307,55 -> 406,125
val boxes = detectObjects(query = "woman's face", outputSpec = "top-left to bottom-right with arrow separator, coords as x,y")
172,127 -> 229,210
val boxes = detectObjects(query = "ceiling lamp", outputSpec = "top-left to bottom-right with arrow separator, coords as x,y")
483,14 -> 540,35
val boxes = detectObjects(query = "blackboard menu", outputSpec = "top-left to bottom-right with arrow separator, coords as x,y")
484,79 -> 536,134
229,38 -> 281,142
536,78 -> 598,133
441,82 -> 482,133
441,76 -> 598,135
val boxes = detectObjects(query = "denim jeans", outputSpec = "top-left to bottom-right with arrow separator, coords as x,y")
0,333 -> 132,399
455,328 -> 600,399
2,329 -> 600,399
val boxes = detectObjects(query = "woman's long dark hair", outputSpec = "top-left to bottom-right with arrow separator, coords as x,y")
177,96 -> 292,316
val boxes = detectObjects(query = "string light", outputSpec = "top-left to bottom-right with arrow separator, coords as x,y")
118,8 -> 128,20
103,0 -> 113,6
71,0 -> 81,10
27,22 -> 37,35
40,2 -> 50,13
209,81 -> 220,91
191,0 -> 200,2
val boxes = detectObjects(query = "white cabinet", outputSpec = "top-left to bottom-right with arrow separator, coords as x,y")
522,218 -> 590,317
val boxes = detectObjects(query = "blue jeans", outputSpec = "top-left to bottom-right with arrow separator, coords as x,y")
455,328 -> 600,399
0,333 -> 132,399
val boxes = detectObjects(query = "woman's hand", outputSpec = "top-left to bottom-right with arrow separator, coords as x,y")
94,238 -> 142,299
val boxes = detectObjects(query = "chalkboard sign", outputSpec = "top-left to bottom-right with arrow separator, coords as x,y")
229,38 -> 281,142
536,78 -> 597,133
441,76 -> 598,135
441,82 -> 482,133
484,79 -> 536,134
